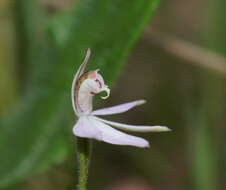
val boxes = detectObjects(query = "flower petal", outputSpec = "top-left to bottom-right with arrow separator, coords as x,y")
73,117 -> 102,139
92,100 -> 146,116
72,49 -> 91,114
90,116 -> 150,148
93,116 -> 171,132
73,116 -> 149,148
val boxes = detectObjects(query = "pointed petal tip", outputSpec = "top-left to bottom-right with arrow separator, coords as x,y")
129,142 -> 150,148
144,143 -> 150,148
95,69 -> 100,73
137,99 -> 147,105
136,139 -> 150,148
164,126 -> 172,131
87,48 -> 91,55
159,126 -> 171,132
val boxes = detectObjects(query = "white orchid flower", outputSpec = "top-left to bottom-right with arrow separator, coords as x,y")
72,49 -> 170,148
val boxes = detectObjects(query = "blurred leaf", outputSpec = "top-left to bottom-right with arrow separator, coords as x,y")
0,0 -> 159,187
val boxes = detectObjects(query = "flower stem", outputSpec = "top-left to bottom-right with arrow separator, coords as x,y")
76,138 -> 93,190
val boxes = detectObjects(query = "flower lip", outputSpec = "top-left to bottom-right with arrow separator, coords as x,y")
71,49 -> 110,115
85,70 -> 110,99
100,85 -> 110,99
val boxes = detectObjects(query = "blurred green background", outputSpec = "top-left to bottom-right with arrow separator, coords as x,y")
0,0 -> 226,190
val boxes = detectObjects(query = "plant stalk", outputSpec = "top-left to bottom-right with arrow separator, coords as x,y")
76,138 -> 93,190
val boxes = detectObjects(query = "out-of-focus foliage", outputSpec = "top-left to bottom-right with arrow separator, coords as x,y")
189,1 -> 226,190
1,0 -> 226,190
0,0 -> 159,188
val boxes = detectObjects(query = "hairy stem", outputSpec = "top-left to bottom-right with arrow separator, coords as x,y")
76,138 -> 93,190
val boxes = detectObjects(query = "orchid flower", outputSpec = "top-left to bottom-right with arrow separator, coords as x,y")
71,49 -> 170,148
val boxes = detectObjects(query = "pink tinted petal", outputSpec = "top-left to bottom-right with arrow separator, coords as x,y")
90,116 -> 150,148
71,49 -> 91,114
93,116 -> 170,132
72,117 -> 102,139
92,100 -> 146,116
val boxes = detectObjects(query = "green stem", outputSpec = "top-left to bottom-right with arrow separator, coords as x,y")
76,138 -> 93,190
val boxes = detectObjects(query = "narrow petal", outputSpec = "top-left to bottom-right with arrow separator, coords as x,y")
92,100 -> 146,116
90,116 -> 150,148
93,116 -> 171,133
73,117 -> 102,139
74,48 -> 91,81
72,49 -> 91,114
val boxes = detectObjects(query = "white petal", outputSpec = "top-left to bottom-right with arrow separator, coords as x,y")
73,116 -> 149,148
71,49 -> 91,115
92,100 -> 146,116
93,116 -> 171,132
89,116 -> 150,148
73,117 -> 102,139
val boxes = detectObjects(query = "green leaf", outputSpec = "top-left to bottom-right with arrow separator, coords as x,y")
0,0 -> 159,187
